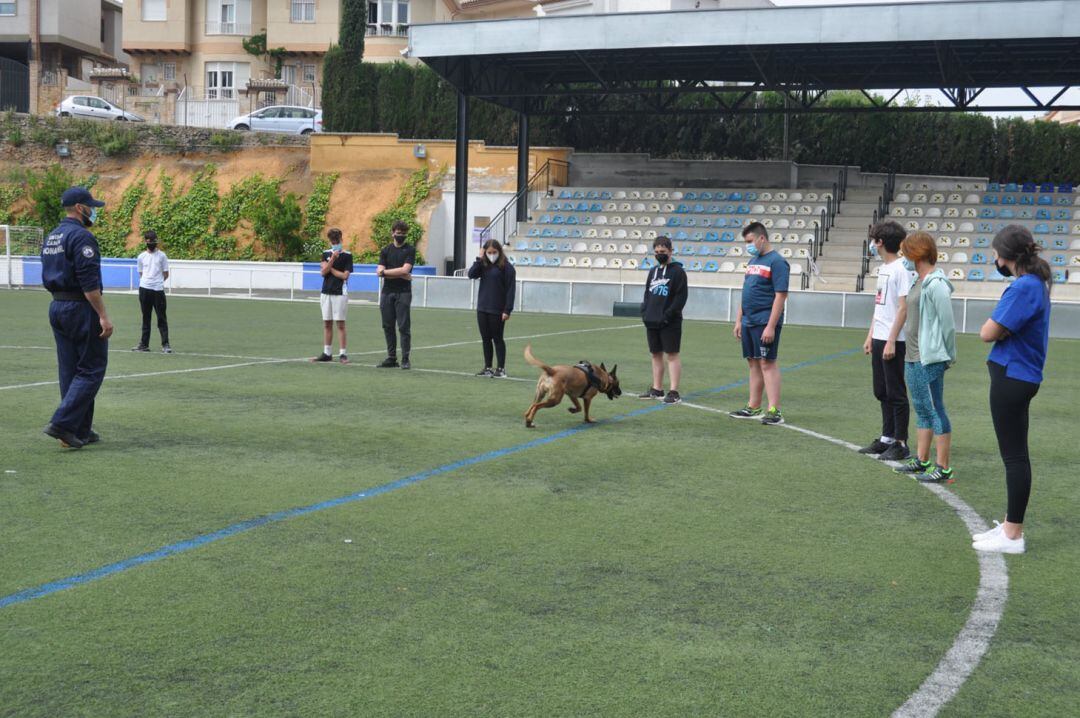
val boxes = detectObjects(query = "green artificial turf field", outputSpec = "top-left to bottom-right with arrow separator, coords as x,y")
1,288 -> 1077,717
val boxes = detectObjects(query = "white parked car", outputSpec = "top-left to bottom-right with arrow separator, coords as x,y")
229,106 -> 322,135
55,95 -> 144,122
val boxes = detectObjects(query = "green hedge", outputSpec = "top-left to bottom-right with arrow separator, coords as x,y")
320,61 -> 1080,181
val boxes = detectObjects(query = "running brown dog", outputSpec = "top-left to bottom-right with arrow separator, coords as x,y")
523,344 -> 621,428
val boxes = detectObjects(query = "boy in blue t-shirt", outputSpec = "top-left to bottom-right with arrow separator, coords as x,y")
729,222 -> 790,425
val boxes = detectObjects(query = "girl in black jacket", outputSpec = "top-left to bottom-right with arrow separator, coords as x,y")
467,239 -> 517,377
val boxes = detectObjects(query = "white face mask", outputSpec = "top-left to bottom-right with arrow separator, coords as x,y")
486,253 -> 500,263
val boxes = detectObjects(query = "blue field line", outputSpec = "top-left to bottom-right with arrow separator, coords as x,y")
0,346 -> 860,611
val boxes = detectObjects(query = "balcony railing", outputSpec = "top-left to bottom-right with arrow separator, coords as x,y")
365,25 -> 408,38
205,21 -> 252,36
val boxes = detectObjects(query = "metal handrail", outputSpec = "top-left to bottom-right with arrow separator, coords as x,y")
480,158 -> 569,248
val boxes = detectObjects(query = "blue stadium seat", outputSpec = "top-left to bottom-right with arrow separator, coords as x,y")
1037,195 -> 1053,206
723,204 -> 736,214
587,190 -> 599,199
600,191 -> 612,200
547,202 -> 560,211
705,231 -> 719,242
1052,254 -> 1066,266
685,218 -> 697,227
559,190 -> 572,199
730,192 -> 743,201
721,231 -> 735,242
534,256 -> 547,267
970,252 -> 987,264
714,218 -> 728,228
1040,183 -> 1054,193
553,215 -> 565,225
999,208 -> 1015,219
549,256 -> 561,267
527,228 -> 541,238
1034,223 -> 1050,234
517,256 -> 531,266
704,260 -> 719,272
573,191 -> 585,199
685,191 -> 698,201
680,245 -> 695,256
745,192 -> 759,201
516,240 -> 530,250
1052,270 -> 1067,283
1022,182 -> 1037,193
1057,195 -> 1073,205
589,203 -> 602,212
1053,239 -> 1067,249
698,246 -> 711,256
1001,195 -> 1016,205
533,240 -> 546,250
539,214 -> 552,224
987,182 -> 1001,192
1019,195 -> 1034,205
1005,182 -> 1019,192
689,261 -> 703,272
715,191 -> 728,200
700,192 -> 713,201
974,237 -> 990,248
983,195 -> 998,205
668,217 -> 682,227
967,269 -> 985,281
1036,208 -> 1051,219
641,257 -> 656,270
1035,238 -> 1048,248
1054,223 -> 1068,234
676,204 -> 689,214
554,229 -> 567,239
980,208 -> 997,218
736,204 -> 750,214
566,216 -> 578,225
1055,209 -> 1070,220
978,222 -> 994,233
561,241 -> 573,251
713,247 -> 728,257
700,218 -> 712,228
1058,183 -> 1073,193
568,230 -> 581,240
573,202 -> 586,212
675,231 -> 689,241
692,203 -> 704,213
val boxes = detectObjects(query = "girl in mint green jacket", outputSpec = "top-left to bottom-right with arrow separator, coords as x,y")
893,232 -> 957,484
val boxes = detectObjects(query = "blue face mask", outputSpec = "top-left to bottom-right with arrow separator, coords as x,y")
869,243 -> 879,257
330,244 -> 341,253
81,206 -> 99,227
902,258 -> 916,272
746,242 -> 760,258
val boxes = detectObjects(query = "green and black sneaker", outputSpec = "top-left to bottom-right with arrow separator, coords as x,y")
915,465 -> 955,484
760,407 -> 785,425
893,457 -> 932,475
729,405 -> 764,419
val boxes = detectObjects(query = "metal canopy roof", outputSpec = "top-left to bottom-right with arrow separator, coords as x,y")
408,0 -> 1080,114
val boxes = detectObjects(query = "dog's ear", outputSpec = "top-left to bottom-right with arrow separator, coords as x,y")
600,362 -> 606,371
611,364 -> 618,376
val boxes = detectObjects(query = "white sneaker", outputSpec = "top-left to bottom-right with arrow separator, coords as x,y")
972,531 -> 1025,554
971,520 -> 1004,542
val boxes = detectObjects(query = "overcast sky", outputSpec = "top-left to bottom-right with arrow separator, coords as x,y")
766,0 -> 1073,118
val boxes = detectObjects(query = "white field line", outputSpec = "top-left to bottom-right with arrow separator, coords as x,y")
680,401 -> 1008,718
0,360 -> 289,391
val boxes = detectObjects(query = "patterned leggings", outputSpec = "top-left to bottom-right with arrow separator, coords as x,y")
905,361 -> 952,435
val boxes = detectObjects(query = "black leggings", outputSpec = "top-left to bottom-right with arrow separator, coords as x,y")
477,311 -> 506,369
988,361 -> 1040,524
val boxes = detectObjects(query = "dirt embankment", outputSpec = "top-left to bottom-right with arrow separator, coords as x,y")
0,127 -> 436,257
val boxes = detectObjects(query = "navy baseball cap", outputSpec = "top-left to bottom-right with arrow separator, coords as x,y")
61,186 -> 105,208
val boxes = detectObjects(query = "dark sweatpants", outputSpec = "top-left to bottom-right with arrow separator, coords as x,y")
139,287 -> 169,347
870,338 -> 910,442
988,361 -> 1040,524
477,311 -> 506,369
380,291 -> 411,360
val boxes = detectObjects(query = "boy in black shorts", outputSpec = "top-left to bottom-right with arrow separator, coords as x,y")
639,236 -> 688,404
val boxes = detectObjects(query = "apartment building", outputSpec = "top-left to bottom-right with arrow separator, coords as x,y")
0,0 -> 128,113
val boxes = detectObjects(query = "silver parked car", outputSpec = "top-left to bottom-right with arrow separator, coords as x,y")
56,95 -> 145,122
228,105 -> 322,135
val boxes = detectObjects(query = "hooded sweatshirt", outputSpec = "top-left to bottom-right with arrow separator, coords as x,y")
640,260 -> 688,328
916,268 -> 957,366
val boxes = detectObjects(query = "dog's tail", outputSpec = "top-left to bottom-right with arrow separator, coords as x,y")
523,344 -> 556,376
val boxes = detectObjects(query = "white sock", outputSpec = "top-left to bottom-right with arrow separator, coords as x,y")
324,345 -> 332,355
339,348 -> 347,355
880,436 -> 896,444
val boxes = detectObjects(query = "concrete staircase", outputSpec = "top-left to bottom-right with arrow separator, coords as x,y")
810,186 -> 883,292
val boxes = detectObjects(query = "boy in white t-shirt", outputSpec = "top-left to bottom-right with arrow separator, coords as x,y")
133,231 -> 171,353
860,221 -> 915,460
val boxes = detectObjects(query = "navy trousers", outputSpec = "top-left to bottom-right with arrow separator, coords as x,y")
49,300 -> 108,437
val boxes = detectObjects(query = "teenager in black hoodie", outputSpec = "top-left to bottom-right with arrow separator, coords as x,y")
467,239 -> 517,377
639,236 -> 689,404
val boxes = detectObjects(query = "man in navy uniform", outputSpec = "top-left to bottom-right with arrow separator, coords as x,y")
40,186 -> 114,449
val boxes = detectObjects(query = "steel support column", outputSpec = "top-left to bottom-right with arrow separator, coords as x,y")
453,91 -> 469,271
515,112 -> 530,224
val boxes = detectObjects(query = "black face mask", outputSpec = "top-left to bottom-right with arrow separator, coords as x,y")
393,234 -> 406,244
146,244 -> 157,252
654,253 -> 670,264
995,260 -> 1013,278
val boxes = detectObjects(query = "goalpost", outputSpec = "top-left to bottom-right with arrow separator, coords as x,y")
2,225 -> 45,290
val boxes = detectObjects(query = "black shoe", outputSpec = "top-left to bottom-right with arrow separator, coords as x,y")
339,354 -> 349,364
915,465 -> 955,484
161,344 -> 173,354
760,408 -> 785,425
83,430 -> 100,444
476,367 -> 494,377
638,388 -> 664,399
377,357 -> 399,368
662,390 -> 682,404
132,344 -> 149,352
400,359 -> 411,370
44,423 -> 84,449
879,443 -> 911,461
729,405 -> 763,419
893,457 -> 932,475
858,439 -> 891,455
493,368 -> 507,379
311,353 -> 332,362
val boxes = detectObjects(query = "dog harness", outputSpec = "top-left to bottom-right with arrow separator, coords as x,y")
573,361 -> 604,399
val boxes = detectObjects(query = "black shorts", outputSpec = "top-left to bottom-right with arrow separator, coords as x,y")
646,322 -> 682,354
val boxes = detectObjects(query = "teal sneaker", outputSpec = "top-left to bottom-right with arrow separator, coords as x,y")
893,457 -> 932,475
760,407 -> 784,425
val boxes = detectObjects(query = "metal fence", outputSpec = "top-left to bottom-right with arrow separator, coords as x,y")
2,226 -> 43,289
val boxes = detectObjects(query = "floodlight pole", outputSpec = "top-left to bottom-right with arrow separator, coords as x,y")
515,112 -> 529,224
453,91 -> 469,271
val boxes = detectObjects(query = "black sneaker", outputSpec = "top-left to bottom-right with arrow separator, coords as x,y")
638,388 -> 664,399
879,443 -> 911,461
377,357 -> 399,368
43,423 -> 84,449
760,408 -> 785,425
161,344 -> 173,354
83,430 -> 100,444
915,465 -> 955,484
729,405 -> 763,419
132,344 -> 149,352
662,390 -> 682,404
339,354 -> 349,364
493,368 -> 507,379
858,439 -> 891,455
311,353 -> 332,362
893,457 -> 932,475
400,359 -> 411,370
476,367 -> 494,377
